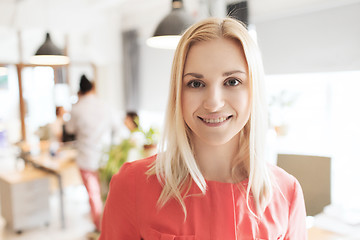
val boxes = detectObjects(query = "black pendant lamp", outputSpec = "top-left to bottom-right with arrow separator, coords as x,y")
146,0 -> 195,49
30,33 -> 70,65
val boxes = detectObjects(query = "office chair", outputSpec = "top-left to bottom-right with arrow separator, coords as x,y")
277,154 -> 331,216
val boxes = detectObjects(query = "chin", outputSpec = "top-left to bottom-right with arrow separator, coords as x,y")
197,133 -> 239,147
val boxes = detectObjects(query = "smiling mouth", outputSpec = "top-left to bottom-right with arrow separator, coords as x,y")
198,115 -> 232,124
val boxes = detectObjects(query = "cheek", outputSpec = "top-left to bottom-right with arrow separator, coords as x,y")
181,92 -> 194,121
232,91 -> 251,122
183,89 -> 200,104
231,88 -> 250,108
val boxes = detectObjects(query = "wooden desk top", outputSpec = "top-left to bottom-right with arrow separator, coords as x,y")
18,142 -> 83,189
0,167 -> 49,184
24,149 -> 77,173
18,140 -> 78,173
308,227 -> 353,240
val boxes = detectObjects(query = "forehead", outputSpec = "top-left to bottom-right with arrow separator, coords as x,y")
184,38 -> 247,73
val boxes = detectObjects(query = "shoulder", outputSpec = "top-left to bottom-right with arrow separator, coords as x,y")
123,155 -> 155,174
90,95 -> 106,106
106,155 -> 157,205
268,164 -> 303,205
69,99 -> 83,115
70,101 -> 80,112
268,164 -> 297,184
110,155 -> 156,188
101,156 -> 157,238
106,155 -> 161,219
90,96 -> 113,114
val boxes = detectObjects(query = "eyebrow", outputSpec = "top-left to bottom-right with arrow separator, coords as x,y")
183,70 -> 246,78
183,72 -> 203,78
223,70 -> 246,76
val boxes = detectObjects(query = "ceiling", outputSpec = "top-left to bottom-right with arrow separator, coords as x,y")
1,0 -> 359,65
1,0 -> 359,33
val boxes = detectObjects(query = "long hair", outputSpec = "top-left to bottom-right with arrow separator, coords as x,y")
147,17 -> 272,218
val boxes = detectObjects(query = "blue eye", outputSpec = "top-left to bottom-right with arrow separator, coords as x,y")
187,80 -> 205,88
225,78 -> 241,86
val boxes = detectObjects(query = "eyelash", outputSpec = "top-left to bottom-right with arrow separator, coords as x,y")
186,78 -> 242,88
187,80 -> 205,88
224,78 -> 242,86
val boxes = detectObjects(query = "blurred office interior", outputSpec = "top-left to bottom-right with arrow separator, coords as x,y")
0,0 -> 360,239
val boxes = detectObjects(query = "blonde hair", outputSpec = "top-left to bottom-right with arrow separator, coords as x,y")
147,17 -> 272,218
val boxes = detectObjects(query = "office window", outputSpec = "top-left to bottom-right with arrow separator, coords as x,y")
266,71 -> 360,209
22,67 -> 56,133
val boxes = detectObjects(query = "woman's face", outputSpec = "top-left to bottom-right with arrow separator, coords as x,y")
124,116 -> 137,131
182,38 -> 250,146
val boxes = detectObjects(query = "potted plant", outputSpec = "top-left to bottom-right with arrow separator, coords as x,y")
99,138 -> 135,201
99,123 -> 160,201
138,126 -> 159,157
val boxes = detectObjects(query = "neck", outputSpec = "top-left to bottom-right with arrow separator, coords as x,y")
192,133 -> 241,183
82,89 -> 95,96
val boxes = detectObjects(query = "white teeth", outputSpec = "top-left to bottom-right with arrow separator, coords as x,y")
203,117 -> 227,123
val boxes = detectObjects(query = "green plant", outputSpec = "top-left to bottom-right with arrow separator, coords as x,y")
133,117 -> 160,146
99,123 -> 160,201
139,126 -> 160,146
99,138 -> 135,201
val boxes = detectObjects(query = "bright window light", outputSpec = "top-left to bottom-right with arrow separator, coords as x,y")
146,36 -> 181,50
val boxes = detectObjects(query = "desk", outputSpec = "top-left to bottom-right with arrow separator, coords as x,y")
308,211 -> 360,240
19,142 -> 81,229
0,168 -> 50,233
308,227 -> 347,240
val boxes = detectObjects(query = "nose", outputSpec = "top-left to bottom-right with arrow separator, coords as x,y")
203,85 -> 225,112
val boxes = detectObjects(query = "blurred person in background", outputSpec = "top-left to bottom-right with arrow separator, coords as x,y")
50,106 -> 66,142
124,111 -> 139,133
65,74 -> 118,236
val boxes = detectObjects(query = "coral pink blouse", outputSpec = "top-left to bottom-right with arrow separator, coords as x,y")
100,156 -> 307,240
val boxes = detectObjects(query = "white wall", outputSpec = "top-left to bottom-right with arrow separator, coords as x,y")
254,2 -> 360,74
139,43 -> 174,113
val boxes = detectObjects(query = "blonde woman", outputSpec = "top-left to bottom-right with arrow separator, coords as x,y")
100,17 -> 306,240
